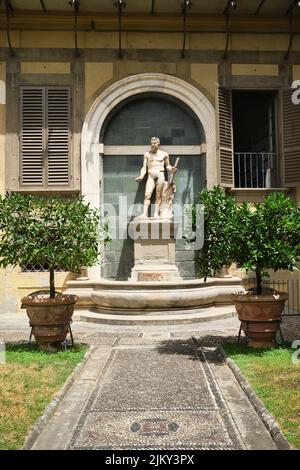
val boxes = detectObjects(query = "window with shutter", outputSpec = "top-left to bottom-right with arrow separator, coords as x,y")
20,87 -> 71,188
216,85 -> 234,187
282,89 -> 300,187
21,88 -> 44,186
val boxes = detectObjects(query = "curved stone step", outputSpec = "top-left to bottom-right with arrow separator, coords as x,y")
73,306 -> 236,326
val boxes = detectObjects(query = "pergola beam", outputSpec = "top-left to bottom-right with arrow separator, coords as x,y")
5,0 -> 13,14
151,0 -> 155,15
223,0 -> 237,15
40,0 -> 46,13
255,0 -> 266,16
181,0 -> 191,59
286,0 -> 297,15
4,0 -> 14,56
114,0 -> 126,59
69,0 -> 80,57
285,5 -> 294,59
223,1 -> 237,59
284,0 -> 300,59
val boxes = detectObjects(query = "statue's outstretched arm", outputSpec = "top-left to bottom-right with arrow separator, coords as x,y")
165,153 -> 177,174
135,154 -> 148,181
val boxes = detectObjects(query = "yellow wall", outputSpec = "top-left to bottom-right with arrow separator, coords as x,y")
0,31 -> 20,48
191,64 -> 218,101
127,32 -> 182,49
1,27 -> 300,312
0,268 -> 77,313
231,64 -> 279,76
293,65 -> 300,81
84,31 -> 119,49
21,62 -> 71,74
85,62 -> 113,112
20,31 -> 84,49
231,34 -> 289,51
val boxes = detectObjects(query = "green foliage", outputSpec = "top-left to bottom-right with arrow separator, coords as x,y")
192,188 -> 300,293
0,193 -> 110,294
193,186 -> 238,278
233,192 -> 300,293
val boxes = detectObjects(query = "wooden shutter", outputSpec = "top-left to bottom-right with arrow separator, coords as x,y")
20,87 -> 71,188
216,85 -> 233,187
47,88 -> 70,186
282,89 -> 300,187
20,88 -> 44,185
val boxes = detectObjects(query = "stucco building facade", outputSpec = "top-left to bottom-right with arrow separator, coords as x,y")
0,0 -> 300,312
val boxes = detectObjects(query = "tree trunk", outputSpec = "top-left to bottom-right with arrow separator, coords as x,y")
50,267 -> 55,299
256,269 -> 262,295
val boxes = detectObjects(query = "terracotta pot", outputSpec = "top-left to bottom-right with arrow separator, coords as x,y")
21,293 -> 78,351
216,266 -> 232,278
232,291 -> 288,349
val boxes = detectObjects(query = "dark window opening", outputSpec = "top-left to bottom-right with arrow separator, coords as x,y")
232,90 -> 277,188
101,92 -> 204,145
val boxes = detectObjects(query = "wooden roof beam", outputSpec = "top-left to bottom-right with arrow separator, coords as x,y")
4,0 -> 13,14
69,0 -> 80,57
223,0 -> 237,15
40,0 -> 46,13
255,0 -> 266,16
286,0 -> 300,15
114,0 -> 126,59
285,1 -> 300,59
151,0 -> 155,15
4,0 -> 14,56
223,1 -> 237,59
181,0 -> 192,59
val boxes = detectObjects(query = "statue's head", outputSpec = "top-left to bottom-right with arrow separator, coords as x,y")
150,137 -> 160,150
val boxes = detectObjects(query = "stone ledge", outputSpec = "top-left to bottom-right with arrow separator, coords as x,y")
73,306 -> 236,326
229,188 -> 291,203
65,277 -> 244,323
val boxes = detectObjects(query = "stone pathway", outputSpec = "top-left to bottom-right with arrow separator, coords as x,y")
68,339 -> 244,450
28,331 -> 277,450
2,313 -> 299,450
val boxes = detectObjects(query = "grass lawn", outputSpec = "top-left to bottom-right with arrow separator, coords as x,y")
224,343 -> 300,449
0,343 -> 87,450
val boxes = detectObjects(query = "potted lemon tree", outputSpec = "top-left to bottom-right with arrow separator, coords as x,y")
232,192 -> 300,348
193,186 -> 238,279
0,193 -> 109,351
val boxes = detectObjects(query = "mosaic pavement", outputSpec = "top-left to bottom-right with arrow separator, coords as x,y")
2,314 -> 279,450
68,339 -> 244,450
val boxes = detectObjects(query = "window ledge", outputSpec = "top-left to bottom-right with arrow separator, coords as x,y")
9,188 -> 80,196
229,187 -> 291,195
229,188 -> 292,203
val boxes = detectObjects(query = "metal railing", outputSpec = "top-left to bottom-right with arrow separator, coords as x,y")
234,152 -> 276,188
242,278 -> 300,316
21,264 -> 66,272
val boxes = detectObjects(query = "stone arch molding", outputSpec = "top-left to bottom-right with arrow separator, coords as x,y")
81,73 -> 217,208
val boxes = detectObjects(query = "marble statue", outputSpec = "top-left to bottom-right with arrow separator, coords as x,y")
135,137 -> 179,218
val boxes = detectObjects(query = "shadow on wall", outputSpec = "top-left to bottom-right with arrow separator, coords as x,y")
116,179 -> 146,280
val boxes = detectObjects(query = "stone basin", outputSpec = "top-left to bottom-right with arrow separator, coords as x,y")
65,276 -> 244,316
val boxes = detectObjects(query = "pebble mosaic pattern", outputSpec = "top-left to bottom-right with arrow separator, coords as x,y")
68,340 -> 243,450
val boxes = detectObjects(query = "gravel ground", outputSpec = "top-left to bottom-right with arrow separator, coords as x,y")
0,313 -> 299,346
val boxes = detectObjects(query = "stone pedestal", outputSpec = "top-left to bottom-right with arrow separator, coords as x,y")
129,218 -> 181,281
